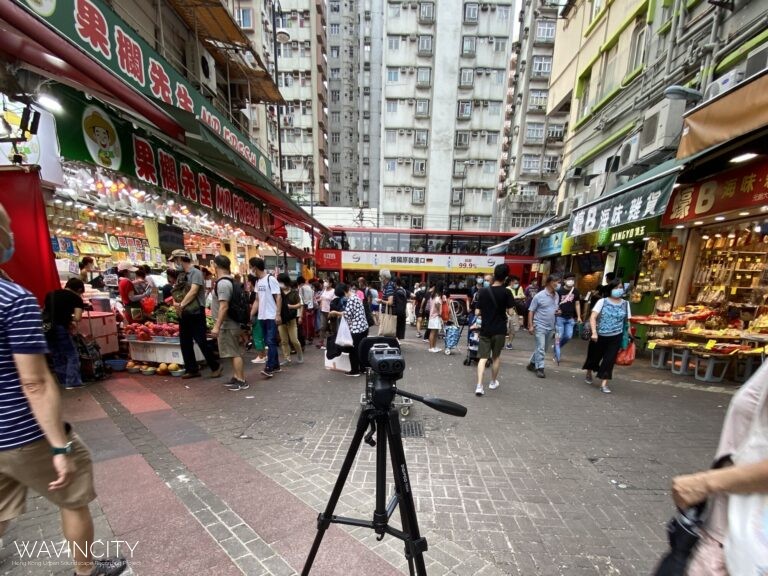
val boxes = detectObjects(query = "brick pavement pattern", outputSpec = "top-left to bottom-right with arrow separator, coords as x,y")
0,328 -> 730,575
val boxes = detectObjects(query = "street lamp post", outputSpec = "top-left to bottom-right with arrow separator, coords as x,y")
271,1 -> 290,195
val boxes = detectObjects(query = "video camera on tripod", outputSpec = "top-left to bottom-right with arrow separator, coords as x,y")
303,337 -> 467,576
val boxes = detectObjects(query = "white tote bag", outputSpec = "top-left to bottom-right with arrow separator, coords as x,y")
725,371 -> 768,575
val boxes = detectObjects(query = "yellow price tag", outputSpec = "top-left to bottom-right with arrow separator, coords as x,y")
752,347 -> 764,354
731,287 -> 738,295
647,342 -> 657,350
705,340 -> 717,350
746,257 -> 752,262
736,275 -> 742,280
691,328 -> 703,334
688,343 -> 699,348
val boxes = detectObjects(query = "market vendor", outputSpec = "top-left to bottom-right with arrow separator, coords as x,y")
117,261 -> 147,322
78,257 -> 95,284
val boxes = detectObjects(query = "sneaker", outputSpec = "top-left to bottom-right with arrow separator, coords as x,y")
504,343 -> 513,350
429,347 -> 442,353
344,371 -> 361,377
260,369 -> 274,378
320,345 -> 327,350
272,367 -> 282,373
601,385 -> 612,394
585,373 -> 594,385
78,556 -> 128,576
227,380 -> 250,391
475,383 -> 485,396
280,358 -> 292,366
224,377 -> 237,387
489,379 -> 500,390
535,369 -> 546,379
251,357 -> 267,364
296,355 -> 304,364
526,363 -> 535,372
416,332 -> 422,338
64,382 -> 85,389
181,372 -> 201,380
209,367 -> 224,378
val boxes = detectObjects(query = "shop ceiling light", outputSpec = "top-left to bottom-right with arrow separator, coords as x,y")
715,216 -> 726,221
37,94 -> 62,114
702,234 -> 710,239
714,233 -> 722,238
756,225 -> 763,233
675,224 -> 685,229
730,152 -> 758,164
694,221 -> 704,225
613,243 -> 620,247
739,211 -> 750,216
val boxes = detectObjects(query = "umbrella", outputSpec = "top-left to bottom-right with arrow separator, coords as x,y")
652,508 -> 702,576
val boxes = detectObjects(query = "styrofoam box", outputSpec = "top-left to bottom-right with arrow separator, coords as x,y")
128,341 -> 204,366
92,333 -> 119,355
324,351 -> 351,372
78,312 -> 118,339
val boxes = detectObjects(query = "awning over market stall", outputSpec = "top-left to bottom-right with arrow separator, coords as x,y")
487,217 -> 555,255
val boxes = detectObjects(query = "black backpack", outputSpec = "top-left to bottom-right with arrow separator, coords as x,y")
215,277 -> 251,327
393,287 -> 407,316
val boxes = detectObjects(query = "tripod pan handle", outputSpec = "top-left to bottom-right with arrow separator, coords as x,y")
422,397 -> 467,417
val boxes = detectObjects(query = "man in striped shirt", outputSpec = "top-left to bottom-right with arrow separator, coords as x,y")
0,206 -> 126,576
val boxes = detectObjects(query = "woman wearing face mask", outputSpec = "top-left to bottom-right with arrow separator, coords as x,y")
317,280 -> 336,349
583,278 -> 631,394
276,273 -> 303,365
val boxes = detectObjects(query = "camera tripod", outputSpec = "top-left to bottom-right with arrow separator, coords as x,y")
302,370 -> 467,575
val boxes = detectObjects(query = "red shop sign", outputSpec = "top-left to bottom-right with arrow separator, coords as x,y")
315,249 -> 341,269
663,161 -> 768,225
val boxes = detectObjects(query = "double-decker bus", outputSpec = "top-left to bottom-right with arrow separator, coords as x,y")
315,227 -> 536,292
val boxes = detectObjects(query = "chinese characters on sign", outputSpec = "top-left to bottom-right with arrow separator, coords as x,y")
662,161 -> 768,225
568,176 -> 676,237
339,252 -> 503,273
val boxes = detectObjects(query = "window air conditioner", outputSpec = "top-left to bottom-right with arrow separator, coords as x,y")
399,129 -> 406,135
405,158 -> 412,163
407,99 -> 415,105
397,188 -> 403,193
745,42 -> 768,78
397,158 -> 404,164
616,133 -> 641,176
565,166 -> 583,180
480,130 -> 488,136
409,35 -> 418,42
638,99 -> 686,160
704,69 -> 745,101
406,129 -> 413,135
472,131 -> 480,138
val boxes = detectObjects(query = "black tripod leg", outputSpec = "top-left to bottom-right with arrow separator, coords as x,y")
302,407 -> 372,575
386,409 -> 428,576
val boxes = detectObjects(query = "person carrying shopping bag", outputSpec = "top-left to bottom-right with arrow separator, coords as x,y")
582,278 -> 631,394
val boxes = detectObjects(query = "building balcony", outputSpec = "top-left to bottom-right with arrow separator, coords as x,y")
524,136 -> 544,145
546,135 -> 564,145
527,103 -> 546,113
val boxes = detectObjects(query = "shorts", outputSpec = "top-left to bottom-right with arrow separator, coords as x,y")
0,432 -> 96,522
478,334 -> 506,359
428,317 -> 443,330
217,327 -> 244,358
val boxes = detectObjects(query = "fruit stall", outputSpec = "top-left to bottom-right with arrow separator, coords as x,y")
123,321 -> 205,368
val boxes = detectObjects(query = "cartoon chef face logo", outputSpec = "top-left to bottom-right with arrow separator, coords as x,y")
24,0 -> 56,17
82,106 -> 121,170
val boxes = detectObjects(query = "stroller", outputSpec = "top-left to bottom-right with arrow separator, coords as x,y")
463,329 -> 481,366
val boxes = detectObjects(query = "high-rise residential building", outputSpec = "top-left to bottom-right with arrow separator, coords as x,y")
357,1 -> 516,231
239,0 -> 329,207
497,0 -> 565,230
327,0 -> 360,207
549,0 -> 768,217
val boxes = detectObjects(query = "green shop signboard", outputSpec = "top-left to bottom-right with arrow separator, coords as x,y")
54,86 -> 272,237
15,0 -> 271,178
562,218 -> 660,255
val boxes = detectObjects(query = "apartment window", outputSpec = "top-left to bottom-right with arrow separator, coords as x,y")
547,124 -> 565,140
455,131 -> 470,148
543,155 -> 560,173
330,46 -> 340,58
481,190 -> 492,202
416,67 -> 432,86
526,122 -> 545,142
483,161 -> 497,174
462,36 -> 477,56
301,42 -> 311,58
412,188 -> 425,205
600,44 -> 619,99
464,3 -> 479,23
387,35 -> 400,51
414,130 -> 428,147
332,192 -> 341,203
520,184 -> 538,196
498,5 -> 511,22
413,160 -> 427,175
494,70 -> 506,85
277,72 -> 293,87
387,67 -> 400,83
629,21 -> 646,72
331,90 -> 340,102
330,23 -> 340,35
419,2 -> 434,22
457,100 -> 472,118
331,111 -> 340,122
332,152 -> 340,163
332,132 -> 340,144
329,1 -> 340,13
415,99 -> 430,117
452,187 -> 465,203
277,44 -> 293,58
529,89 -> 548,108
579,72 -> 592,117
488,101 -> 502,116
385,129 -> 397,144
333,173 -> 341,184
494,38 -> 507,53
522,154 -> 541,172
386,99 -> 398,113
411,216 -> 424,229
386,159 -> 397,172
591,0 -> 604,21
389,3 -> 401,18
299,11 -> 309,27
331,68 -> 340,79
455,68 -> 473,88
301,100 -> 312,115
486,132 -> 499,145
536,20 -> 556,41
532,56 -> 552,77
302,129 -> 313,143
418,35 -> 433,55
235,8 -> 253,29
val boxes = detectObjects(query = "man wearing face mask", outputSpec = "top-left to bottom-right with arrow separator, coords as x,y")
170,250 -> 222,380
556,272 -> 582,359
527,274 -> 561,378
0,205 -> 128,576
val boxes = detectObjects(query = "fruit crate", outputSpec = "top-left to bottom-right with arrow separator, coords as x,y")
128,341 -> 204,365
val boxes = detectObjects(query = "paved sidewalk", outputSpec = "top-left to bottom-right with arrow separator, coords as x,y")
0,328 -> 732,575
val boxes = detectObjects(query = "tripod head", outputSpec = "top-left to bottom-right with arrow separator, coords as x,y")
359,337 -> 467,418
